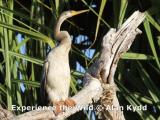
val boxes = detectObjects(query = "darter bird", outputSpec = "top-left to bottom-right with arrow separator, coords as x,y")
41,10 -> 88,114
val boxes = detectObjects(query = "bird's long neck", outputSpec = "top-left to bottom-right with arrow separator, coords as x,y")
54,16 -> 66,39
54,16 -> 71,51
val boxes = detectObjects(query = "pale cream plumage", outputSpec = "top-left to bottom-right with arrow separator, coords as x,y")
41,10 -> 88,106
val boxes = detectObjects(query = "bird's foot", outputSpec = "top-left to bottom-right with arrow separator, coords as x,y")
64,98 -> 76,107
54,100 -> 65,115
53,99 -> 76,115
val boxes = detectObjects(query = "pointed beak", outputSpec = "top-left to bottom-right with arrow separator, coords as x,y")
71,9 -> 89,16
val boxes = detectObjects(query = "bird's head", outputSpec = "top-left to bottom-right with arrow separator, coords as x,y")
60,9 -> 89,20
54,9 -> 89,40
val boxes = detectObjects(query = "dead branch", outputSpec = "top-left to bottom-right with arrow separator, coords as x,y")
0,10 -> 145,120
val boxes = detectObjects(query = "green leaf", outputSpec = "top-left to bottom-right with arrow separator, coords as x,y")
137,61 -> 160,110
81,0 -> 110,28
14,37 -> 30,52
12,79 -> 40,88
121,52 -> 155,60
118,0 -> 128,27
0,21 -> 55,48
143,19 -> 160,69
146,12 -> 160,33
95,0 -> 108,40
133,92 -> 153,105
70,76 -> 78,94
0,84 -> 7,95
0,5 -> 53,33
0,49 -> 44,66
116,80 -> 156,120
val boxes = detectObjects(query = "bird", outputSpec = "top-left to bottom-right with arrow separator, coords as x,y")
41,10 -> 88,114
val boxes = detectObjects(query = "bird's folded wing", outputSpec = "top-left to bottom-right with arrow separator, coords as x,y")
40,60 -> 49,105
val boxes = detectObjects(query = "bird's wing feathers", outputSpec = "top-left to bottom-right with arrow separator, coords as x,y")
44,59 -> 49,83
40,59 -> 49,105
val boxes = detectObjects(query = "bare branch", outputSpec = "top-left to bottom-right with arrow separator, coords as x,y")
12,74 -> 102,120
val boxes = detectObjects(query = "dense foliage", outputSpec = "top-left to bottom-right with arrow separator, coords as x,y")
0,0 -> 160,119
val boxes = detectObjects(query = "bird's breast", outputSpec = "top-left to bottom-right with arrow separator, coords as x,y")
46,50 -> 70,87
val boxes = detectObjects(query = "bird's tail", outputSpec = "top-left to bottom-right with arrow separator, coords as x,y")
40,73 -> 48,106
